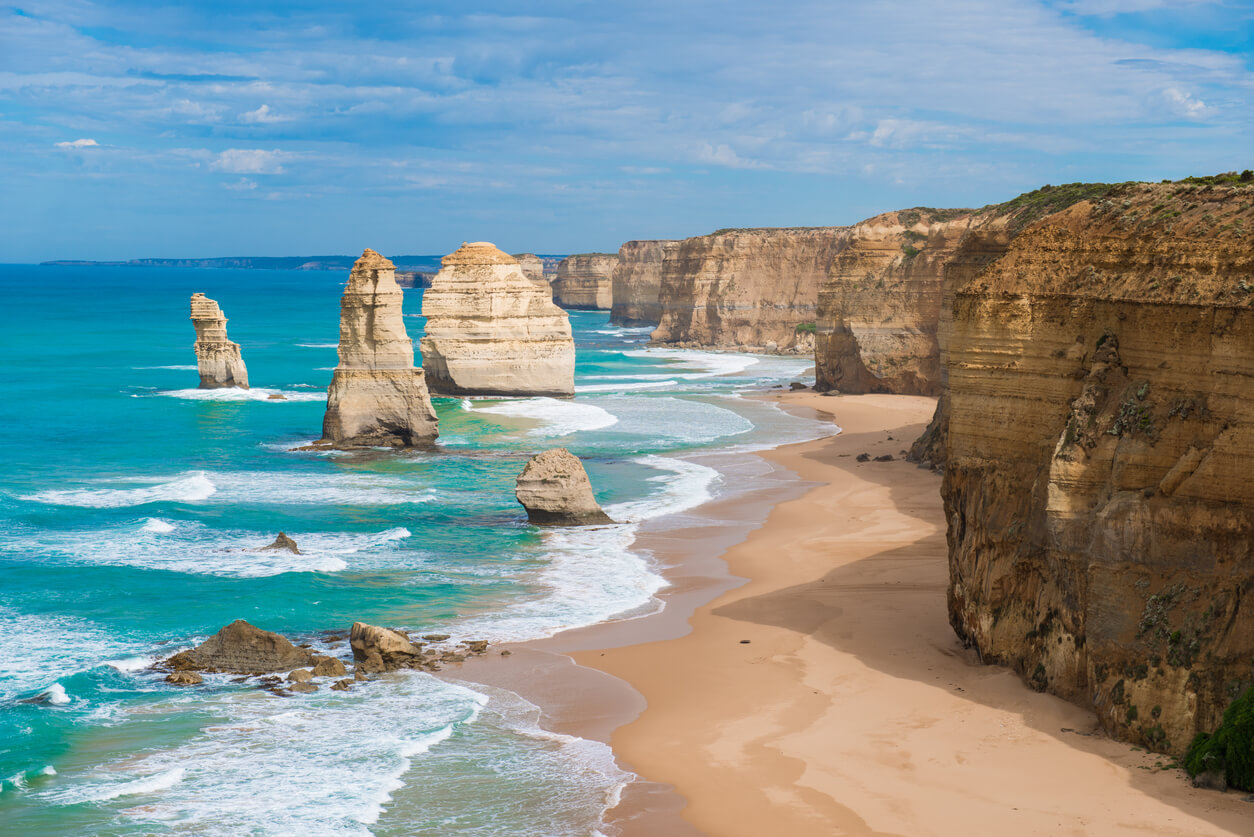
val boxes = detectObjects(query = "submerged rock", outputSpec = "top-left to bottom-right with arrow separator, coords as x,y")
259,532 -> 301,554
165,619 -> 314,674
190,293 -> 249,389
320,249 -> 439,448
289,682 -> 318,694
515,448 -> 614,526
420,242 -> 576,397
330,679 -> 352,692
349,622 -> 421,671
165,671 -> 203,686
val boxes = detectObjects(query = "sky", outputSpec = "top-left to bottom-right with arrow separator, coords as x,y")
1,0 -> 1252,261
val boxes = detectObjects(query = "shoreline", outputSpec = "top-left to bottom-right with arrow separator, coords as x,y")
454,391 -> 1252,836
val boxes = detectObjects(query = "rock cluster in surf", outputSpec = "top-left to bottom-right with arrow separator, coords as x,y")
420,242 -> 576,397
320,248 -> 439,448
515,448 -> 613,526
166,619 -> 314,674
190,292 -> 249,389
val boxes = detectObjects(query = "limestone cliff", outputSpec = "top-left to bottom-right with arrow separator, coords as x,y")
610,239 -> 676,326
652,227 -> 849,352
320,249 -> 439,447
190,293 -> 249,389
512,253 -> 546,283
552,253 -> 616,310
941,180 -> 1254,755
420,242 -> 575,397
815,210 -> 973,394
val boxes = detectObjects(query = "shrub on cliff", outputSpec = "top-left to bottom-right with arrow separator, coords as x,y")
1185,686 -> 1254,790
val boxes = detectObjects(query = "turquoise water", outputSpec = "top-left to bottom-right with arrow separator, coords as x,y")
0,265 -> 823,835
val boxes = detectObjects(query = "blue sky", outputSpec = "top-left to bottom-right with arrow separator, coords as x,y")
1,0 -> 1252,261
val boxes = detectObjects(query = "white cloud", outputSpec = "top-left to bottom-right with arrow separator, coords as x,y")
1161,86 -> 1209,118
54,138 -> 98,148
210,148 -> 286,174
696,143 -> 768,170
239,104 -> 284,124
1056,0 -> 1217,16
223,177 -> 257,191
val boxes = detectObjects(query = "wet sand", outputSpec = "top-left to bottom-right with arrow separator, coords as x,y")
457,392 -> 1253,836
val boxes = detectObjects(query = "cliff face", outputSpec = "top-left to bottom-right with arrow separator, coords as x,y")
609,240 -> 676,326
652,227 -> 849,352
512,253 -> 546,283
815,210 -> 973,394
321,249 -> 438,447
942,181 -> 1254,755
189,293 -> 249,389
419,242 -> 575,397
552,253 -> 617,310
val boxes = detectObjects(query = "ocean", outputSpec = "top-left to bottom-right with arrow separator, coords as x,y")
0,264 -> 828,835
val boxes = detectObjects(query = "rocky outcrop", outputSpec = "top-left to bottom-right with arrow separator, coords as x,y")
515,448 -> 613,525
815,210 -> 974,394
610,240 -> 676,326
190,293 -> 249,388
652,227 -> 850,352
320,249 -> 439,448
350,622 -> 422,673
260,532 -> 300,554
941,179 -> 1254,756
512,253 -> 546,283
166,620 -> 314,674
552,253 -> 617,309
420,242 -> 575,397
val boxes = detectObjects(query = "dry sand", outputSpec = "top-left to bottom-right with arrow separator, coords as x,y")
570,392 -> 1254,837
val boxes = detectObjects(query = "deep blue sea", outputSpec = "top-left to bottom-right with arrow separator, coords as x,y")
0,264 -> 824,836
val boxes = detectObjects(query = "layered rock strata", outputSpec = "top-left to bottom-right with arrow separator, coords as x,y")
512,253 -> 546,283
652,227 -> 850,352
189,293 -> 249,388
515,448 -> 613,525
610,239 -> 676,326
320,249 -> 439,447
420,242 -> 575,397
815,210 -> 973,395
941,180 -> 1254,756
552,253 -> 617,309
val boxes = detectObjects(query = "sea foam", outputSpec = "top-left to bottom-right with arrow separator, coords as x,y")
472,398 -> 618,437
24,472 -> 216,508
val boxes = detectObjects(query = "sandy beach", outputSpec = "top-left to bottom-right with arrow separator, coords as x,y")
545,392 -> 1252,836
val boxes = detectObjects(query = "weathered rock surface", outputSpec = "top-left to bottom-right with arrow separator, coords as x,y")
165,671 -> 202,686
311,656 -> 348,678
512,253 -> 546,283
190,293 -> 249,389
320,249 -> 439,448
259,532 -> 300,554
420,242 -> 575,397
610,240 -> 677,326
652,227 -> 850,352
515,448 -> 613,525
552,253 -> 617,310
815,209 -> 974,395
350,621 -> 421,671
166,620 -> 314,674
941,180 -> 1254,756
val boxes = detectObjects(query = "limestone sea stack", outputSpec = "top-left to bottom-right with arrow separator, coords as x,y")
512,253 -> 546,283
610,239 -> 677,326
552,253 -> 617,310
515,448 -> 613,525
189,293 -> 249,388
420,242 -> 576,397
320,249 -> 439,448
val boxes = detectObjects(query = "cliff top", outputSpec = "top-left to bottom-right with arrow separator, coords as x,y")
442,241 -> 518,266
353,248 -> 396,272
562,252 -> 617,260
704,225 -> 847,237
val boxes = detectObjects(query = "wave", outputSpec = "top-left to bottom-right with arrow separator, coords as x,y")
296,343 -> 339,348
574,379 -> 678,394
0,608 -> 135,702
141,517 -> 175,533
622,347 -> 760,378
588,395 -> 753,446
24,471 -> 436,510
135,364 -> 198,371
44,768 -> 185,805
472,398 -> 618,437
152,387 -> 327,403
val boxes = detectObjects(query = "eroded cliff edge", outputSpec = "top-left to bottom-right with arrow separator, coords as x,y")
552,253 -> 616,310
652,227 -> 849,353
610,239 -> 676,327
942,180 -> 1254,755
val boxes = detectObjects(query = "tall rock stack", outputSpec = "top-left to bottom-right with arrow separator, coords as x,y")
610,240 -> 676,327
512,253 -> 546,283
420,242 -> 576,397
552,253 -> 617,310
189,293 -> 249,389
320,249 -> 438,448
